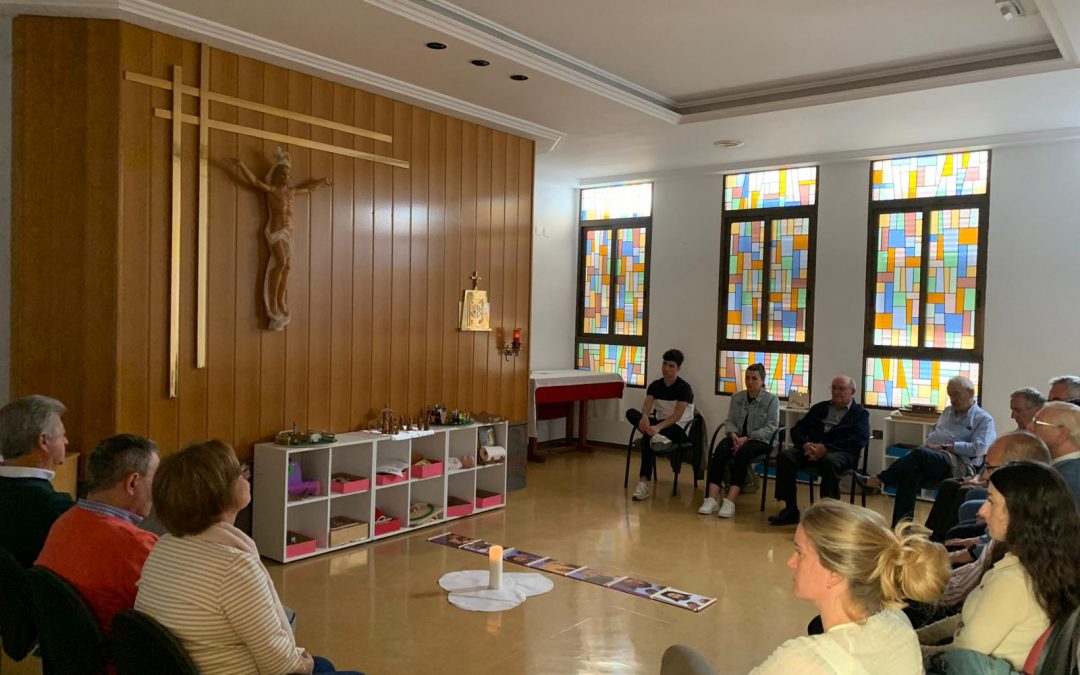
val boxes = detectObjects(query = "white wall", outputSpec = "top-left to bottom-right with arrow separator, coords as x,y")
0,16 -> 12,406
533,139 -> 1080,465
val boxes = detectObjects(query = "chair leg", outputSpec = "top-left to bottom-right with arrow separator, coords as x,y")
849,474 -> 856,505
672,456 -> 681,497
624,443 -> 632,489
760,455 -> 770,512
809,476 -> 815,505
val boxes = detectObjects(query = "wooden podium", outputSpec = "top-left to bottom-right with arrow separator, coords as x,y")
527,370 -> 625,462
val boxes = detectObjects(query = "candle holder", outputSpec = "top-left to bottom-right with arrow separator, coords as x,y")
500,328 -> 522,361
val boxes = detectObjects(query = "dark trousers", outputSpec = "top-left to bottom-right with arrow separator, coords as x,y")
313,656 -> 364,674
880,447 -> 960,527
707,438 -> 770,490
775,446 -> 856,509
925,478 -> 974,541
625,409 -> 687,480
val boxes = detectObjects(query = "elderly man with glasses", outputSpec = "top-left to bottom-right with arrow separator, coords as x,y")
1028,401 -> 1080,506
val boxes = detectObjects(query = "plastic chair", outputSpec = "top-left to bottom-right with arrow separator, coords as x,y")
0,546 -> 36,662
111,609 -> 200,675
27,566 -> 106,675
753,426 -> 787,512
623,412 -> 706,497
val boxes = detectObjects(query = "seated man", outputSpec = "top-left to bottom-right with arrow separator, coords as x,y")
0,395 -> 75,566
36,434 -> 160,633
859,376 -> 996,526
768,375 -> 869,526
1047,375 -> 1080,402
626,348 -> 694,502
1029,401 -> 1080,505
924,387 -> 1044,540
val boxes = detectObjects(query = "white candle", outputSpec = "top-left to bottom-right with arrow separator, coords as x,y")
488,545 -> 503,590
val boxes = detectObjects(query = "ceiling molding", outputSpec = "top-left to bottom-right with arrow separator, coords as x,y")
576,126 -> 1080,187
364,0 -> 682,124
1035,0 -> 1080,63
0,0 -> 567,152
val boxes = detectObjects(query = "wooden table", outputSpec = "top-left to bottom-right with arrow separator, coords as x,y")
528,370 -> 625,462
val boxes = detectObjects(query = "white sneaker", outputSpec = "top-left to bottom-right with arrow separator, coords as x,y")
718,499 -> 736,518
632,481 -> 652,501
698,497 -> 720,514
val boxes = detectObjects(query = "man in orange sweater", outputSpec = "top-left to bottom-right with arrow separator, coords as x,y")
36,434 -> 159,634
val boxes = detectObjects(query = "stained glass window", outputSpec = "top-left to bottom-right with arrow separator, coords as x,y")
925,210 -> 979,349
581,229 -> 611,334
718,351 -> 811,398
864,358 -> 980,409
614,228 -> 647,336
718,167 -> 817,398
873,212 -> 922,347
725,221 -> 764,340
872,151 -> 988,201
580,184 -> 652,220
768,218 -> 810,342
577,343 -> 647,387
724,167 -> 817,211
577,184 -> 652,386
863,151 -> 989,409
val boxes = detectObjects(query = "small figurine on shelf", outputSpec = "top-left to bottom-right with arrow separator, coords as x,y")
287,460 -> 321,499
379,404 -> 394,435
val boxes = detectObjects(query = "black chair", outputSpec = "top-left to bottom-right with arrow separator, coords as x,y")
801,444 -> 871,507
1035,604 -> 1080,675
0,546 -> 36,662
111,609 -> 199,675
27,566 -> 106,675
753,426 -> 787,512
623,412 -> 706,497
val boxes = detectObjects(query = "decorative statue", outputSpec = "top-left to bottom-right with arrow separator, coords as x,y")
232,148 -> 331,331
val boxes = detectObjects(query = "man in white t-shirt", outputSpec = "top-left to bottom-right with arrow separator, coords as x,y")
625,349 -> 694,502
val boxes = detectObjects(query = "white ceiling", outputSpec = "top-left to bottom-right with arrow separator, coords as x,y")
6,0 -> 1080,184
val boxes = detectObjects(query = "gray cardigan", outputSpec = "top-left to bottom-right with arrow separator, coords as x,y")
724,389 -> 780,443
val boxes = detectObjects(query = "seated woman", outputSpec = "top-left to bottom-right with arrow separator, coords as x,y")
751,500 -> 950,674
135,440 -> 361,675
919,461 -> 1080,674
698,363 -> 778,518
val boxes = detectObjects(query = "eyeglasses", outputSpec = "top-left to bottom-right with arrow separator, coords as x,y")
1032,418 -> 1063,429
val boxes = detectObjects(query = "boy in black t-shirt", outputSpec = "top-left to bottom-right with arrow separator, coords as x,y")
625,349 -> 695,501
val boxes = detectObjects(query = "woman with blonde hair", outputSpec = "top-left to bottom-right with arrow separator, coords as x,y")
135,440 -> 362,675
751,500 -> 950,674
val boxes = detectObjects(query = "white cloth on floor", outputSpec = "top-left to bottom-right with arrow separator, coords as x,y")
439,571 -> 553,612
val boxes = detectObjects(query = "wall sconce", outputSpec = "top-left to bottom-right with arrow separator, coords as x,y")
501,328 -> 522,361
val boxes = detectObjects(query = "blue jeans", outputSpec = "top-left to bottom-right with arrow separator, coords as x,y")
926,648 -> 1018,674
313,656 -> 364,675
880,447 -> 961,526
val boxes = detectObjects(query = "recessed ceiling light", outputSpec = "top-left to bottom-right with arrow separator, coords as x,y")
713,140 -> 745,148
426,42 -> 447,50
470,59 -> 491,67
510,74 -> 529,81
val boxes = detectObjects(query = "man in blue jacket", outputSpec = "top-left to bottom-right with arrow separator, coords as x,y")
769,375 -> 870,526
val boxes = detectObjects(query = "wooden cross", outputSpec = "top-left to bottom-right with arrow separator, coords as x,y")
470,271 -> 482,289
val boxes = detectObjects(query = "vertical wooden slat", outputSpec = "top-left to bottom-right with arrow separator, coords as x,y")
458,122 -> 478,409
389,101 -> 412,412
488,131 -> 507,415
408,107 -> 429,415
501,135 -> 519,414
442,117 -> 462,410
350,90 -> 375,428
329,83 -> 355,432
472,126 -> 492,413
425,114 -> 446,406
516,138 -> 535,420
206,47 -> 238,444
370,95 -> 394,417
283,70 -> 312,432
306,76 -> 333,431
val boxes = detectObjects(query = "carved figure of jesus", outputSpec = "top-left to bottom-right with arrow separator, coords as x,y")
232,148 -> 330,330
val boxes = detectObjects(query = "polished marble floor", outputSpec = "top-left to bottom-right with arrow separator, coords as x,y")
268,448 -> 928,675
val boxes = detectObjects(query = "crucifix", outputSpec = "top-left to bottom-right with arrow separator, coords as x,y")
124,44 -> 409,397
470,271 -> 482,289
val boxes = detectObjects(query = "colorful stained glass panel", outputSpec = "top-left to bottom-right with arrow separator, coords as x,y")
614,227 -> 647,336
872,151 -> 989,201
581,230 -> 610,334
864,358 -> 980,410
580,184 -> 653,221
717,350 -> 811,398
873,212 -> 923,347
724,167 -> 817,211
925,210 -> 979,350
577,343 -> 646,387
725,221 -> 764,340
768,218 -> 810,342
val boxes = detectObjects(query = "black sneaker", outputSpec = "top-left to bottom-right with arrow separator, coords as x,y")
768,507 -> 800,526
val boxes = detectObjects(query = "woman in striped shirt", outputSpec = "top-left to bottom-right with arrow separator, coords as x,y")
135,440 -> 361,674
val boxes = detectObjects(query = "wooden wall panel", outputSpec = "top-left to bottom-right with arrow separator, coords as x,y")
12,18 -> 535,459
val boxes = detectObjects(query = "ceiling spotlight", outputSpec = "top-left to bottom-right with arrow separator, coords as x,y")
426,42 -> 447,50
510,74 -> 529,81
713,140 -> 745,148
995,0 -> 1025,20
470,59 -> 491,67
